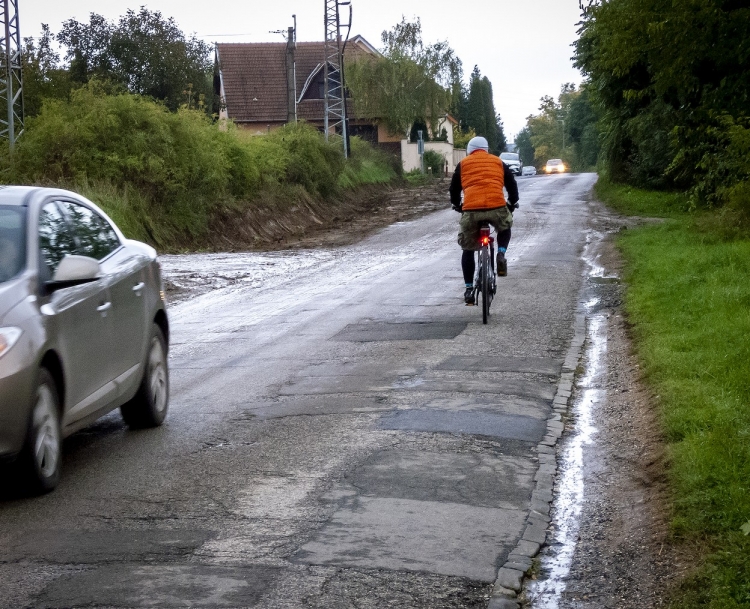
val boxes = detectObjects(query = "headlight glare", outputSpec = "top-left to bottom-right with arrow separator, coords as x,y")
0,327 -> 22,358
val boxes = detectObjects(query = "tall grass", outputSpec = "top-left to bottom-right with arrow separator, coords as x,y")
337,136 -> 397,189
598,179 -> 750,607
0,83 -> 398,249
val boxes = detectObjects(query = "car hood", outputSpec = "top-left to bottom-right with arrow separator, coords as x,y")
0,277 -> 29,325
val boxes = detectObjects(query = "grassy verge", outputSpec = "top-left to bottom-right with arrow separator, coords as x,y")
595,180 -> 750,607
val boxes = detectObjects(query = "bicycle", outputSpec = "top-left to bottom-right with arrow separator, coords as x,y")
470,222 -> 496,324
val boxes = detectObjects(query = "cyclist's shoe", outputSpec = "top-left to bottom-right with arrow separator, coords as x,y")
496,252 -> 508,276
464,287 -> 475,305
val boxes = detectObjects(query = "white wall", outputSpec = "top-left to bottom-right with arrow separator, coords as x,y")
401,140 -> 457,174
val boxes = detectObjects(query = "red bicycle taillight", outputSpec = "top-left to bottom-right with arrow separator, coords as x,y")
479,227 -> 491,246
481,236 -> 490,246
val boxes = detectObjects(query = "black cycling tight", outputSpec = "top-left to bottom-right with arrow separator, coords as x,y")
461,227 -> 511,284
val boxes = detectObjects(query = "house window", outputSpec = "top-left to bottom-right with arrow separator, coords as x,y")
303,69 -> 341,101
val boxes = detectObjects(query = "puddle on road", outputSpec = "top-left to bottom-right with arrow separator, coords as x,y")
526,313 -> 606,607
526,231 -> 613,608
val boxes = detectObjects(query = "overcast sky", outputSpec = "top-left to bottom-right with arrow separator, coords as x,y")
24,0 -> 584,138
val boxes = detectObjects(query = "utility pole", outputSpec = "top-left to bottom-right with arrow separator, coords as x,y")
272,16 -> 298,125
323,0 -> 351,157
285,24 -> 295,123
0,0 -> 23,150
292,14 -> 297,122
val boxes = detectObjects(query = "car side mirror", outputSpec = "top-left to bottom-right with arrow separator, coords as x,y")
46,255 -> 101,291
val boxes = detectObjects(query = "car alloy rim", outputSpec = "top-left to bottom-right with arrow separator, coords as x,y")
34,385 -> 60,478
148,337 -> 167,414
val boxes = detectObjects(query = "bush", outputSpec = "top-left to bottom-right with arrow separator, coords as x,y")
423,149 -> 447,176
8,83 -> 230,229
338,137 -> 398,189
267,123 -> 344,198
0,85 -> 399,248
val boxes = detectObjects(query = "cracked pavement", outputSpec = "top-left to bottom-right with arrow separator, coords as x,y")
0,173 -> 597,608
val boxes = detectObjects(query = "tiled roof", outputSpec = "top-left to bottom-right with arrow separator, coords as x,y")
217,39 -> 376,124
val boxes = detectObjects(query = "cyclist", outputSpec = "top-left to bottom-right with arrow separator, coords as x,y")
449,136 -> 519,304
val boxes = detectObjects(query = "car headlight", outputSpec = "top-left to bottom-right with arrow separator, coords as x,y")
0,327 -> 22,359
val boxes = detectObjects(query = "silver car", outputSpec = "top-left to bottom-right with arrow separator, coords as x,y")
0,187 -> 169,493
499,152 -> 522,176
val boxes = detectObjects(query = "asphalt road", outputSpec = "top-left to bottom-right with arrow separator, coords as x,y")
0,173 -> 598,608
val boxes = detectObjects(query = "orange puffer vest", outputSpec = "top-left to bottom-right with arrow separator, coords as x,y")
460,150 -> 507,211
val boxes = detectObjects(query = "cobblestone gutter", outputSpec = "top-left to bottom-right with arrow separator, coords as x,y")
487,312 -> 588,609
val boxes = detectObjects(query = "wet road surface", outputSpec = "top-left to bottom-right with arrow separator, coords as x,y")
0,173 -> 597,608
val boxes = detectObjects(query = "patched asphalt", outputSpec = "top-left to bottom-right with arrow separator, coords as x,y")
0,173 -> 597,608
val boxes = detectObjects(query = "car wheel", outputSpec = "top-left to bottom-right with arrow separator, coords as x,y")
21,368 -> 62,493
121,324 -> 169,428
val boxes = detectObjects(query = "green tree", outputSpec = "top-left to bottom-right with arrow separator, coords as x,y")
56,13 -> 114,83
109,8 -> 213,111
21,25 -> 72,117
574,0 -> 750,201
515,127 -> 534,167
56,9 -> 213,112
495,114 -> 507,153
527,94 -> 563,164
466,67 -> 487,137
464,67 -> 506,154
522,84 -> 598,170
346,17 -> 462,138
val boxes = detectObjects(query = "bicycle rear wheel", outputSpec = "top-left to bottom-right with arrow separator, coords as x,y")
481,248 -> 492,324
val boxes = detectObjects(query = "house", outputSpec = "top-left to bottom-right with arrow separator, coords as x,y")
401,114 -> 462,174
215,35 -> 459,171
215,35 -> 401,152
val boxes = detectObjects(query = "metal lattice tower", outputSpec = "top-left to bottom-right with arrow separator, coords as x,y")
323,0 -> 348,157
0,0 -> 23,149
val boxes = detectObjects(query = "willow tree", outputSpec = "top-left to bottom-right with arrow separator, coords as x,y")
345,17 -> 462,138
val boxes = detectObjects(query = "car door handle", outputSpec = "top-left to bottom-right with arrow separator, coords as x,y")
132,282 -> 145,295
96,302 -> 112,313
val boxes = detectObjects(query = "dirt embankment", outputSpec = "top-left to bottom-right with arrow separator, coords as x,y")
203,179 -> 450,252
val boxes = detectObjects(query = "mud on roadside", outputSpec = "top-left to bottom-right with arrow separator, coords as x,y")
162,179 -> 450,304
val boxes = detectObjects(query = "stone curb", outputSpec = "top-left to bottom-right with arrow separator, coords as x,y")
488,313 -> 587,608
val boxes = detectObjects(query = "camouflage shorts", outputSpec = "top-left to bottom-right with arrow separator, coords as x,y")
457,207 -> 513,250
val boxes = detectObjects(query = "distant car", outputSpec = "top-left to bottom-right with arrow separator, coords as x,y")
0,187 -> 169,493
521,166 -> 537,176
500,152 -> 522,176
545,159 -> 566,174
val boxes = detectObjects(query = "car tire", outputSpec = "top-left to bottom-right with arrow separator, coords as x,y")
20,368 -> 62,494
121,324 -> 169,429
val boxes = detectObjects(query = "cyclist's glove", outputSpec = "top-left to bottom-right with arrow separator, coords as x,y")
507,201 -> 519,212
451,203 -> 463,213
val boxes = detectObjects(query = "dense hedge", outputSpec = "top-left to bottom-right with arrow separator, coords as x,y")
0,84 -> 397,247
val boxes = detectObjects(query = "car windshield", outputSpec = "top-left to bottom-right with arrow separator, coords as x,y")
548,159 -> 562,165
0,205 -> 26,283
500,153 -> 519,162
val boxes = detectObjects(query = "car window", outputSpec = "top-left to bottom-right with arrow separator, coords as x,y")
500,153 -> 519,162
60,201 -> 120,261
38,202 -> 78,281
0,206 -> 26,283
